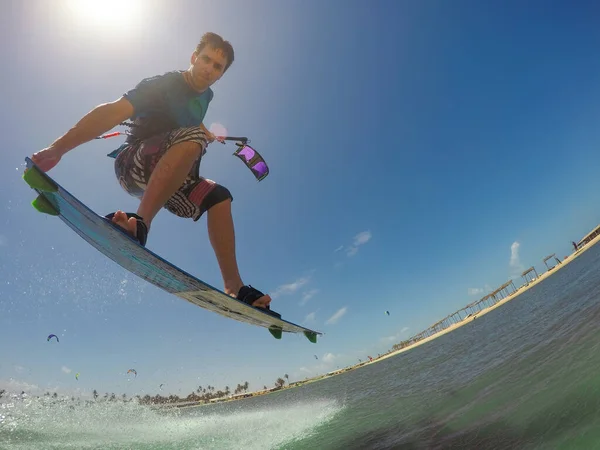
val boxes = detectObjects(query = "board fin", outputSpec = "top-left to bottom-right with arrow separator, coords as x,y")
23,167 -> 59,192
32,194 -> 59,216
304,331 -> 318,344
269,326 -> 283,339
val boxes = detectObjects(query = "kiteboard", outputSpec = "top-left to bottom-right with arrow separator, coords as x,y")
22,157 -> 320,343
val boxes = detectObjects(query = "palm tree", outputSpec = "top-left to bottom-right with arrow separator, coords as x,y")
263,385 -> 267,390
243,381 -> 249,392
122,393 -> 127,401
284,374 -> 289,383
275,378 -> 285,388
92,390 -> 98,400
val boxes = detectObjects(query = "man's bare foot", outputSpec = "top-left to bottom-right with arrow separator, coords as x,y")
110,210 -> 138,238
249,294 -> 272,309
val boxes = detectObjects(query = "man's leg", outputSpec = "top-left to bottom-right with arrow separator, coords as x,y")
111,140 -> 202,234
112,128 -> 271,308
206,198 -> 271,308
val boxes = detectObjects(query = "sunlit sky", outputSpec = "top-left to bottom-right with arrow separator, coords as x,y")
2,0 -> 600,398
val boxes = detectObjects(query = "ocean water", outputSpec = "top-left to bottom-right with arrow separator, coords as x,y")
3,244 -> 600,449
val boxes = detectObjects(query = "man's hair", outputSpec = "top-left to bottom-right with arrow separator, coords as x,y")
195,32 -> 235,73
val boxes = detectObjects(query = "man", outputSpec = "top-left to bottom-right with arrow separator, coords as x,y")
30,32 -> 278,317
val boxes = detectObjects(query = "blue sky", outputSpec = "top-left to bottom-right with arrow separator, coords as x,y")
2,0 -> 600,398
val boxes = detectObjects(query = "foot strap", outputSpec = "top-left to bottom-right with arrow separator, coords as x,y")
237,285 -> 281,319
104,212 -> 149,247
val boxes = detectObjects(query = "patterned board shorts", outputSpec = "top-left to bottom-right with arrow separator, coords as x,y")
113,126 -> 232,221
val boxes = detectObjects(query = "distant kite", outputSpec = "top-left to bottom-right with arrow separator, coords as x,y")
127,369 -> 137,377
47,334 -> 59,342
75,373 -> 80,380
159,384 -> 164,390
385,311 -> 390,316
314,355 -> 318,360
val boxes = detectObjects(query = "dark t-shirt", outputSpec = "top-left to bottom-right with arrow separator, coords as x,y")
123,70 -> 214,143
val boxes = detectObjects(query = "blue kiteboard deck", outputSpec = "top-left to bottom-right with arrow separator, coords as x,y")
22,157 -> 320,343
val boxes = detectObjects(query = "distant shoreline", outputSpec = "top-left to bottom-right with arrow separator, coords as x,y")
357,232 -> 600,365
168,233 -> 600,409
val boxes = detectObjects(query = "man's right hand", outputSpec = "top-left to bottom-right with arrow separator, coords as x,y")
29,97 -> 135,173
31,147 -> 64,172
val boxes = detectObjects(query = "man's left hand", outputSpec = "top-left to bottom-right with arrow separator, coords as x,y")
206,131 -> 225,144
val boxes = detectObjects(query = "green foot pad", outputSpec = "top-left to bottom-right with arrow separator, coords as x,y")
304,331 -> 317,344
23,167 -> 58,192
32,194 -> 59,216
269,327 -> 283,339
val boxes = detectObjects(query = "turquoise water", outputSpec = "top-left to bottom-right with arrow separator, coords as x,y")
3,244 -> 600,449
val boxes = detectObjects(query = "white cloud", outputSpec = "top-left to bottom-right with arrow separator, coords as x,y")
346,246 -> 359,257
468,287 -> 484,296
510,241 -> 524,274
325,307 -> 347,325
322,353 -> 337,363
295,352 -> 344,379
0,378 -> 41,395
304,312 -> 316,324
0,379 -> 91,400
270,276 -> 310,298
61,366 -> 72,374
345,231 -> 372,257
380,327 -> 410,343
353,231 -> 372,246
300,289 -> 319,306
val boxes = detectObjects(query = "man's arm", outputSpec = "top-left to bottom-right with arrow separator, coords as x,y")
49,97 -> 134,156
199,123 -> 225,144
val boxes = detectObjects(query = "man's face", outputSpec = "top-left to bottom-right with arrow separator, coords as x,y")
189,46 -> 228,91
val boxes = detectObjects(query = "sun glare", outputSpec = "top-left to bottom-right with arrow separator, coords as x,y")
210,123 -> 229,138
65,0 -> 142,30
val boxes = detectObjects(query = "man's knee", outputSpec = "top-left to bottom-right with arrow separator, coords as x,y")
203,184 -> 233,213
209,184 -> 233,206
